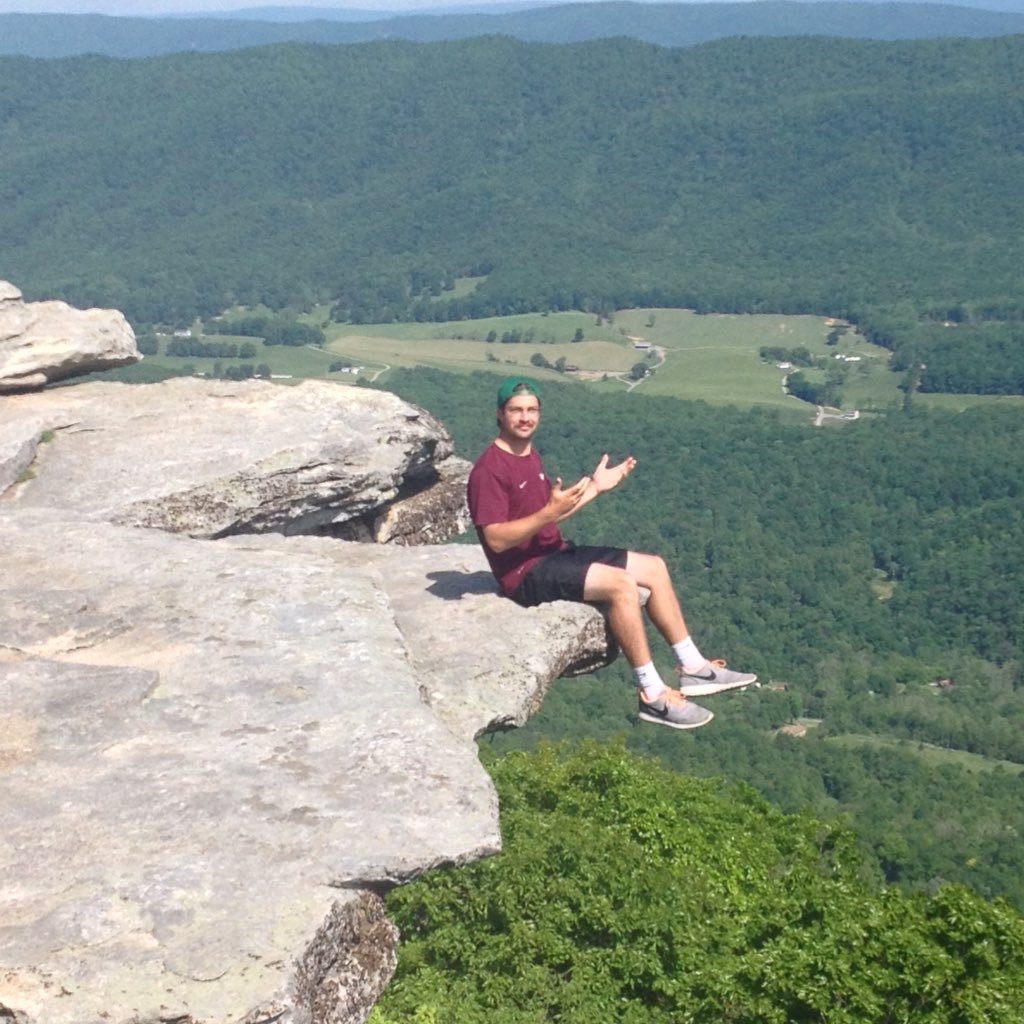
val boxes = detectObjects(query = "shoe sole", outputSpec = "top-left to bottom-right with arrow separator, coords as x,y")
678,678 -> 759,698
638,708 -> 714,730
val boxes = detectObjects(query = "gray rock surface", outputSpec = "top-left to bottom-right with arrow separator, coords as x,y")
0,282 -> 139,391
0,376 -> 615,1024
0,377 -> 471,542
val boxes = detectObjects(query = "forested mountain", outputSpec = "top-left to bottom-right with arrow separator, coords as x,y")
3,1 -> 1024,58
376,367 -> 1024,909
2,33 -> 1024,393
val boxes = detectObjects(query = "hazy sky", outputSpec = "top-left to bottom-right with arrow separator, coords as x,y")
0,0 -> 489,12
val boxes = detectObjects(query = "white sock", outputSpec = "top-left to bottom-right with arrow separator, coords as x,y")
633,662 -> 667,699
672,636 -> 706,674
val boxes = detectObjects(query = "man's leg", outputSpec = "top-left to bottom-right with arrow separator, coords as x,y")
623,551 -> 758,696
622,552 -> 688,647
582,560 -> 713,730
581,561 -> 652,668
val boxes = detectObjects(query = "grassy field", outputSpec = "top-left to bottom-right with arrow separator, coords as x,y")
117,330 -> 338,382
826,733 -> 1024,775
324,312 -> 629,380
116,307 -> 1022,417
913,392 -> 1024,413
318,307 -> 903,416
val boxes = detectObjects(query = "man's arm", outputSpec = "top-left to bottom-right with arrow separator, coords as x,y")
481,474 -> 590,553
481,454 -> 635,550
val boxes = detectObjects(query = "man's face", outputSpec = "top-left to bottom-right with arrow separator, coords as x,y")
498,394 -> 540,443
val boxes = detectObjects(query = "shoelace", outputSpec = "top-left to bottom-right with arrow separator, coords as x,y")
640,687 -> 688,705
677,658 -> 729,676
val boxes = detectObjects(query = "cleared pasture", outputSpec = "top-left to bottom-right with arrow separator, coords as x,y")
324,307 -> 908,414
914,392 -> 1024,412
133,307 -> 944,416
827,733 -> 1024,776
153,335 -> 339,379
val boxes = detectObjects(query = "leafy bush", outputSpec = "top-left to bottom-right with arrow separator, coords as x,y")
375,743 -> 1024,1023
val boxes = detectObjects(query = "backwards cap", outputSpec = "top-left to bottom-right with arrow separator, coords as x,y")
497,376 -> 541,407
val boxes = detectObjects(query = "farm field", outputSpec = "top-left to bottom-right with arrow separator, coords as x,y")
116,307 -> 1021,417
119,329 -> 338,383
910,392 -> 1024,413
826,733 -> 1024,776
321,308 -> 902,415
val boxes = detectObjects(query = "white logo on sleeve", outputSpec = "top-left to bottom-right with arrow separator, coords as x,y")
518,480 -> 528,489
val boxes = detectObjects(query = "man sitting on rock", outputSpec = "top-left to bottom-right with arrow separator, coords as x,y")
467,376 -> 757,730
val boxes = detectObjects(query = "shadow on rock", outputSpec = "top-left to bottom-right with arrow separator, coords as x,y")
426,570 -> 497,599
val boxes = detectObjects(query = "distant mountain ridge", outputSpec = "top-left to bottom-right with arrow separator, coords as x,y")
179,2 -> 557,20
3,0 -> 1024,58
211,0 -> 1024,15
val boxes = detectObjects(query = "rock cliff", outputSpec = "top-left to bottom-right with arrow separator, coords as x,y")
0,294 -> 615,1024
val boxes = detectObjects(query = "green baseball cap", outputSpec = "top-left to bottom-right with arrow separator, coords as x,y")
497,376 -> 541,407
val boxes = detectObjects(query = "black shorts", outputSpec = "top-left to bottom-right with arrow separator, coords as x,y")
510,543 -> 628,607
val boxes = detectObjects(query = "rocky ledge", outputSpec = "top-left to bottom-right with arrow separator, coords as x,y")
0,282 -> 139,392
0,370 -> 614,1023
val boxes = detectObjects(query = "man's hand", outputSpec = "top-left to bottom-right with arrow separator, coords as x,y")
546,475 -> 591,521
591,453 -> 636,494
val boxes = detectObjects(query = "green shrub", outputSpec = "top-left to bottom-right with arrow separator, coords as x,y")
377,742 -> 1024,1023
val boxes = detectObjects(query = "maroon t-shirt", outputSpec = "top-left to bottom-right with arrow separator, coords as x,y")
467,442 -> 566,595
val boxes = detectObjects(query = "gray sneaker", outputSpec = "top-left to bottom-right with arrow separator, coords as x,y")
678,660 -> 758,697
637,688 -> 713,730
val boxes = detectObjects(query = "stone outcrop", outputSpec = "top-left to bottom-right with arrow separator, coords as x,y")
0,373 -> 615,1024
1,376 -> 472,542
0,282 -> 139,391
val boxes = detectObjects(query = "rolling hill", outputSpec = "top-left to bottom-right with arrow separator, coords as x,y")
1,33 -> 1022,334
2,0 -> 1024,58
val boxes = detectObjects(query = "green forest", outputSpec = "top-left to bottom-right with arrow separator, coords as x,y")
3,34 -> 1024,394
370,743 -> 1024,1023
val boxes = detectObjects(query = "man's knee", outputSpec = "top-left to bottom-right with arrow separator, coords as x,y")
626,551 -> 671,586
584,563 -> 641,604
615,568 -> 642,594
